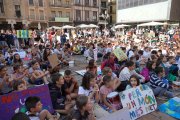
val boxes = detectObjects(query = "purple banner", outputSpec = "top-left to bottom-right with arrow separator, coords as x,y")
0,85 -> 54,120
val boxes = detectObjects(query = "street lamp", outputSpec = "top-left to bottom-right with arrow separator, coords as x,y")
101,10 -> 109,29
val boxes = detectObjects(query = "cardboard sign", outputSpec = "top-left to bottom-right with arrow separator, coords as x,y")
93,48 -> 98,61
119,85 -> 157,120
113,48 -> 127,61
13,51 -> 26,58
48,54 -> 60,69
98,107 -> 130,120
0,85 -> 54,120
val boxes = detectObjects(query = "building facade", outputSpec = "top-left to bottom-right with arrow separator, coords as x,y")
0,0 -> 101,29
108,0 -> 116,24
99,0 -> 116,28
117,0 -> 180,23
72,0 -> 99,25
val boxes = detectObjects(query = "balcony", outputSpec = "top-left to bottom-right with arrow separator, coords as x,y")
40,16 -> 44,20
49,17 -> 72,22
49,3 -> 71,8
29,15 -> 35,20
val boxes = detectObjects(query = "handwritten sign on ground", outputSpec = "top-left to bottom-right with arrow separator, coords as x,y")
113,48 -> 127,61
98,107 -> 130,120
48,54 -> 59,69
0,85 -> 53,120
119,85 -> 157,120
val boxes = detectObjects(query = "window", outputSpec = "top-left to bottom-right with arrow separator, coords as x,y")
93,0 -> 97,6
57,11 -> 62,17
29,0 -> 34,5
85,11 -> 89,21
93,11 -> 97,21
29,9 -> 35,19
51,11 -> 56,17
75,0 -> 81,4
76,10 -> 81,20
101,2 -> 106,8
85,0 -> 89,6
39,10 -> 44,20
118,0 -> 168,10
0,0 -> 4,13
66,0 -> 70,5
15,5 -> 21,17
110,6 -> 112,13
39,0 -> 43,6
66,12 -> 70,17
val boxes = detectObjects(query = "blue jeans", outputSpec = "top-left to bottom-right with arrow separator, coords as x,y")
153,86 -> 173,98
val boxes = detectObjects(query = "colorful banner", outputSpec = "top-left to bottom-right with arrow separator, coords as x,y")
119,85 -> 157,120
0,85 -> 54,120
17,30 -> 32,38
113,48 -> 127,61
158,97 -> 180,119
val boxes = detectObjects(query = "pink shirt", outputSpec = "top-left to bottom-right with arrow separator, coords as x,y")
100,85 -> 113,96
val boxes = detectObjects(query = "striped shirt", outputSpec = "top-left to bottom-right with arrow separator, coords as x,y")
149,72 -> 169,89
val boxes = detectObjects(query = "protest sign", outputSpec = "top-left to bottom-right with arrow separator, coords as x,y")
93,48 -> 98,61
158,97 -> 180,119
48,54 -> 60,69
113,48 -> 127,61
119,85 -> 157,120
13,51 -> 26,58
17,30 -> 32,38
0,85 -> 54,120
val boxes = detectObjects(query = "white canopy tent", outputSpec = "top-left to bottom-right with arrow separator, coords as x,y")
76,24 -> 89,28
62,25 -> 75,29
171,23 -> 179,26
115,24 -> 130,29
47,26 -> 62,30
88,24 -> 99,28
137,21 -> 166,27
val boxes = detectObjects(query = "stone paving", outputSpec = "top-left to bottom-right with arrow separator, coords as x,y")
62,55 -> 179,120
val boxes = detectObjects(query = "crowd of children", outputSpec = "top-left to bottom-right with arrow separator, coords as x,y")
0,27 -> 179,120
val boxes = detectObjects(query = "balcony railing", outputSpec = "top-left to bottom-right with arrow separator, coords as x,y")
49,3 -> 71,8
40,16 -> 44,20
49,17 -> 72,22
29,15 -> 35,19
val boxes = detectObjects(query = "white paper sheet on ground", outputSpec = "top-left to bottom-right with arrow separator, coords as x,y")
75,67 -> 102,76
98,107 -> 130,120
75,69 -> 87,76
13,51 -> 26,58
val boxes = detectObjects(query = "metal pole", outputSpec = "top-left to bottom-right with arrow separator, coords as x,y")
105,17 -> 106,29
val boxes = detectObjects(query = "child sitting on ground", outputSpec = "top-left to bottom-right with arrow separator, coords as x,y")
126,75 -> 141,89
25,96 -> 59,120
100,75 -> 121,112
30,60 -> 49,85
13,80 -> 27,91
64,70 -> 78,100
101,67 -> 121,89
48,73 -> 74,115
12,64 -> 28,85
